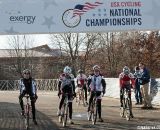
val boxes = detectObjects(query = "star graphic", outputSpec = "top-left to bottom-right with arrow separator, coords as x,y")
43,0 -> 57,10
145,0 -> 160,27
5,27 -> 18,34
42,16 -> 55,29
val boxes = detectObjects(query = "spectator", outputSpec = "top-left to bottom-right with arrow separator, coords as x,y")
134,66 -> 142,105
139,62 -> 152,109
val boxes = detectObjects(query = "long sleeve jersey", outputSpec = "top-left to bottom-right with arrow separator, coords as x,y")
87,74 -> 106,92
19,78 -> 37,95
76,73 -> 87,86
119,72 -> 135,88
58,73 -> 75,93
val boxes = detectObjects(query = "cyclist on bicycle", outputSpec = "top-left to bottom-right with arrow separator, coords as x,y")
57,66 -> 76,124
119,66 -> 135,118
19,69 -> 38,125
87,65 -> 106,122
76,69 -> 88,105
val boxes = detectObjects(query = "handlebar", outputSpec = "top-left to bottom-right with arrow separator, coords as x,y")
24,94 -> 30,99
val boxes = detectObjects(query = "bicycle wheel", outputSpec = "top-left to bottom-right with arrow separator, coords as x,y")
82,90 -> 85,106
120,98 -> 125,117
92,100 -> 97,125
62,103 -> 68,127
125,99 -> 130,121
87,111 -> 92,121
25,104 -> 30,130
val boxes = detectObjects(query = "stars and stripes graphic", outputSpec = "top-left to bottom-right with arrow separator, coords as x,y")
73,2 -> 103,17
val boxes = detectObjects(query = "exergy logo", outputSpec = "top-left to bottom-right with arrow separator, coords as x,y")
9,15 -> 36,24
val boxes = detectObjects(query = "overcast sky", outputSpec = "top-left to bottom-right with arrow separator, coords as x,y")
0,34 -> 51,49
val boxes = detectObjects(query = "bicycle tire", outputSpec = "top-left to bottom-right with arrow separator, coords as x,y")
91,99 -> 97,125
93,105 -> 97,125
125,99 -> 130,121
82,89 -> 85,106
25,104 -> 30,129
120,97 -> 126,118
63,103 -> 68,127
87,111 -> 92,121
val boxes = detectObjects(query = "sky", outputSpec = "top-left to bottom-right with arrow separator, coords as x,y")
0,34 -> 51,49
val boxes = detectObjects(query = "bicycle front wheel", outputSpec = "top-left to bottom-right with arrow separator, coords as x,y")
25,104 -> 30,130
92,102 -> 97,125
62,104 -> 68,127
125,99 -> 131,121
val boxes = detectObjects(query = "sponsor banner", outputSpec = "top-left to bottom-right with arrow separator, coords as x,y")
0,0 -> 160,34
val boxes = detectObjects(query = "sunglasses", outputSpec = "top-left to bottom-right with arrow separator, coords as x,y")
24,73 -> 30,75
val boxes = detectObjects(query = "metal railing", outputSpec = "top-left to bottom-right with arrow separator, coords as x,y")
0,79 -> 59,91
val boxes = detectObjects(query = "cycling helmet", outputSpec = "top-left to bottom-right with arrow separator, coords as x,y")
22,69 -> 31,74
78,69 -> 83,73
93,65 -> 100,70
123,66 -> 130,75
135,66 -> 139,71
63,66 -> 72,74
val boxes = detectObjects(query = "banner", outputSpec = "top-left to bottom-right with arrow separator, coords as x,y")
0,0 -> 160,34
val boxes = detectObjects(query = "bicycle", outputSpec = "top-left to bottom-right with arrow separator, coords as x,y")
76,85 -> 85,106
24,94 -> 31,130
120,88 -> 132,121
59,93 -> 72,127
88,92 -> 101,125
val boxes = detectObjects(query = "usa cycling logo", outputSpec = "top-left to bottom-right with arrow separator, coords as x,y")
62,2 -> 103,28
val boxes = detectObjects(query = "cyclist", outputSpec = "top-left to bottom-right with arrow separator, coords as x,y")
76,69 -> 88,105
87,65 -> 106,122
119,66 -> 135,118
57,66 -> 76,124
19,69 -> 38,125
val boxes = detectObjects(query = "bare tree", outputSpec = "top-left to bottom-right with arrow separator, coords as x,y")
50,33 -> 100,75
6,35 -> 37,78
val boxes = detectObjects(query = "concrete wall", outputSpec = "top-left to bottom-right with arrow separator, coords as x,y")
105,78 -> 160,105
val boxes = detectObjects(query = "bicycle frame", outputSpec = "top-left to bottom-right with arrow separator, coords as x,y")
59,93 -> 69,127
120,88 -> 131,121
88,92 -> 99,125
24,94 -> 31,130
76,86 -> 85,106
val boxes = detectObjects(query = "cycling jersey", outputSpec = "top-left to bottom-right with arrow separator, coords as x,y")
119,72 -> 135,88
19,78 -> 37,95
58,73 -> 75,94
76,74 -> 87,86
88,74 -> 106,92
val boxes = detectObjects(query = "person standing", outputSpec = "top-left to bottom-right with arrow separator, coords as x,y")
134,66 -> 142,105
139,62 -> 152,109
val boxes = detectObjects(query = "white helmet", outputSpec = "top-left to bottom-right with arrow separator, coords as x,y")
78,69 -> 83,73
123,66 -> 130,75
93,65 -> 100,70
22,69 -> 31,74
63,66 -> 72,74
